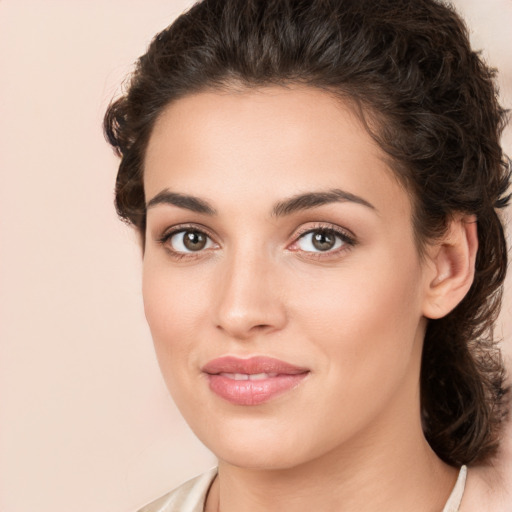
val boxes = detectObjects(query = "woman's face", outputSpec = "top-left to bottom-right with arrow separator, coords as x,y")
142,86 -> 433,469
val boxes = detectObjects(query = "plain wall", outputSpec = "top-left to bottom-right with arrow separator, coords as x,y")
0,1 -> 511,511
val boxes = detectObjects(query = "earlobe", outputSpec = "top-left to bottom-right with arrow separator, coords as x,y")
422,216 -> 478,320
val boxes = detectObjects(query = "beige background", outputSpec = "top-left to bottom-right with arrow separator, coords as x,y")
0,1 -> 511,511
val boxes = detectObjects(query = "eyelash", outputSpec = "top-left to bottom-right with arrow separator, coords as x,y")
156,222 -> 356,261
156,223 -> 217,261
290,223 -> 356,259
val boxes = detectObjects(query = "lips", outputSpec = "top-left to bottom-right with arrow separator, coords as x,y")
202,356 -> 309,406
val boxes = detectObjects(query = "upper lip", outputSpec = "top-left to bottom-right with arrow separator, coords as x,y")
202,356 -> 309,375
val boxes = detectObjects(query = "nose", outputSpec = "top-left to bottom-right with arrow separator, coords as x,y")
212,249 -> 287,340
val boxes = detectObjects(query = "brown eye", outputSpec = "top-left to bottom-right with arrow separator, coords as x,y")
296,228 -> 346,253
311,230 -> 336,251
183,230 -> 207,251
167,229 -> 214,253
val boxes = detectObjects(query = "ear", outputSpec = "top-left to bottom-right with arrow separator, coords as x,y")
422,215 -> 478,320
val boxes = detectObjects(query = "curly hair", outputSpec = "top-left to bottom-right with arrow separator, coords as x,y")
104,0 -> 510,466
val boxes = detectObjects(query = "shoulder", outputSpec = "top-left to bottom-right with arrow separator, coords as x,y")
460,463 -> 511,512
137,468 -> 218,512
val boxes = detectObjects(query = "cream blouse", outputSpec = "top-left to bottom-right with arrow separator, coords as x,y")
138,465 -> 467,512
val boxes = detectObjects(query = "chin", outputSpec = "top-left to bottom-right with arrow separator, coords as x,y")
215,442 -> 309,471
190,417 -> 328,471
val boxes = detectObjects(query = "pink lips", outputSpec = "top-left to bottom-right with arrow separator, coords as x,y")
202,356 -> 309,406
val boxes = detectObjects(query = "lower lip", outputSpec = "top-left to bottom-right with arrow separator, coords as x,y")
206,373 -> 308,406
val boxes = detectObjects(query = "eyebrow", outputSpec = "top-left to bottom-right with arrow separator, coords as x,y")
146,188 -> 375,216
271,189 -> 376,217
146,190 -> 217,215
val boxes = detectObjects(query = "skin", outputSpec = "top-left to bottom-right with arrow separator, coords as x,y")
142,86 -> 477,511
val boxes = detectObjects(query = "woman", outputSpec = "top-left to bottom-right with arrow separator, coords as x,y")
104,0 -> 510,510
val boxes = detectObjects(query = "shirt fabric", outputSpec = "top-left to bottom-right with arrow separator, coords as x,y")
137,464 -> 467,512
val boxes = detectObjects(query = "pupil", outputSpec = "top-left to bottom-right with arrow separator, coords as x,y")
312,230 -> 335,251
184,231 -> 207,251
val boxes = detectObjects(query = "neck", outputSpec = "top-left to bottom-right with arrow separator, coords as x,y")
210,433 -> 456,512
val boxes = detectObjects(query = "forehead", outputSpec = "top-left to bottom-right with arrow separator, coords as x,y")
144,86 -> 411,219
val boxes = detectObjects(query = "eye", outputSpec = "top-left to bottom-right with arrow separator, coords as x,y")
163,228 -> 215,253
295,228 -> 352,253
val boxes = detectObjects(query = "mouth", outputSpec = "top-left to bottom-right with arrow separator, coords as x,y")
201,356 -> 310,406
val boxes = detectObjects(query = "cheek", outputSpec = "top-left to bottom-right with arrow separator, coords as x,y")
141,258 -> 205,372
292,247 -> 426,389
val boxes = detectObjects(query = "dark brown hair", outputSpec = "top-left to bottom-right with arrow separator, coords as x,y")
104,0 -> 510,466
